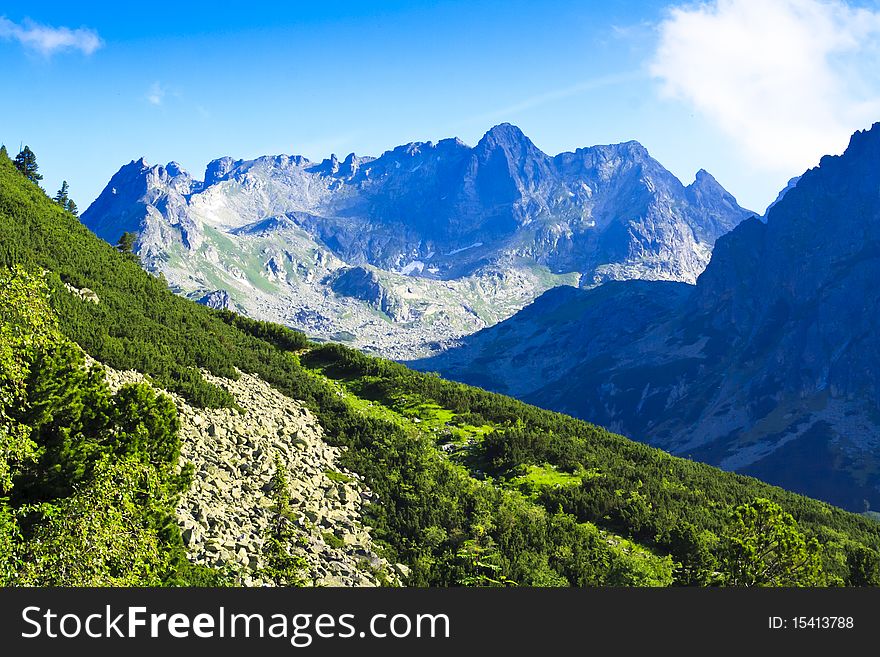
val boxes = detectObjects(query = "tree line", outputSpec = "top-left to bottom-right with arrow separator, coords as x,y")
3,144 -> 77,215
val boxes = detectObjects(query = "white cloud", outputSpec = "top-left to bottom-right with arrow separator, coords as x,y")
453,71 -> 643,129
650,0 -> 880,174
0,16 -> 102,56
147,82 -> 166,106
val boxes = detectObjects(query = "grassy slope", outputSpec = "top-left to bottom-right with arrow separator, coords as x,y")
2,154 -> 880,585
299,346 -> 880,579
298,363 -> 673,583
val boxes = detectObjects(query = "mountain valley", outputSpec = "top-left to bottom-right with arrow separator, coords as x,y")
416,123 -> 880,512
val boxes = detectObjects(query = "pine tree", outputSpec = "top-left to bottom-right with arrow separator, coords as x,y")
53,181 -> 70,206
13,146 -> 42,184
258,457 -> 308,586
53,181 -> 79,216
0,145 -> 8,161
718,498 -> 825,586
117,231 -> 138,255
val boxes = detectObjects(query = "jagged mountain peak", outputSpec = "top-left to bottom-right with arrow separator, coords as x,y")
573,139 -> 651,159
111,157 -> 151,180
255,154 -> 312,170
554,139 -> 658,177
384,140 -> 430,158
700,121 -> 880,315
103,157 -> 159,192
205,156 -> 242,186
610,139 -> 650,155
120,158 -> 192,178
82,124 -> 751,355
762,121 -> 880,225
476,122 -> 542,155
438,136 -> 469,149
687,169 -> 735,201
687,167 -> 743,199
481,122 -> 529,141
840,120 -> 880,158
164,161 -> 186,177
691,168 -> 718,185
763,175 -> 801,218
797,121 -> 880,196
318,153 -> 341,174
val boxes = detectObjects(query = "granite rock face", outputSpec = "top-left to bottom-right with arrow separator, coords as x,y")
197,289 -> 236,311
328,266 -> 407,321
81,124 -> 750,358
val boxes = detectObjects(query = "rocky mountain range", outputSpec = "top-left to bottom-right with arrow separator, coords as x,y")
7,130 -> 880,588
416,123 -> 880,512
81,124 -> 751,358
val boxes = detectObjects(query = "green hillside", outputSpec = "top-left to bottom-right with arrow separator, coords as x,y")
2,150 -> 880,586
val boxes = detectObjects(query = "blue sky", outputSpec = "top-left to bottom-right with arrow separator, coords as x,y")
2,0 -> 880,212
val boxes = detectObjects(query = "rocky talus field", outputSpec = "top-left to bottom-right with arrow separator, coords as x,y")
96,359 -> 402,586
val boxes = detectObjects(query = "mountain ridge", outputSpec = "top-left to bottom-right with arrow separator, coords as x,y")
415,122 -> 880,512
81,124 -> 752,358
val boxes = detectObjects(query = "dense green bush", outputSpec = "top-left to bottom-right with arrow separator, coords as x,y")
302,343 -> 880,586
0,267 -> 222,585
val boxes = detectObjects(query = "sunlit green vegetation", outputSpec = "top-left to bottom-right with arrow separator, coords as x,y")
2,145 -> 879,587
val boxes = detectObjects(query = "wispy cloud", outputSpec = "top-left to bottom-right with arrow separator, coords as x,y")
650,0 -> 880,174
147,82 -> 166,106
453,71 -> 644,129
0,16 -> 102,57
610,21 -> 654,40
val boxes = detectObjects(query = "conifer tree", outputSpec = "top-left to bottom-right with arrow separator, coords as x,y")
718,498 -> 824,586
13,146 -> 42,184
53,181 -> 79,216
0,145 -> 7,161
53,181 -> 70,206
117,232 -> 139,257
